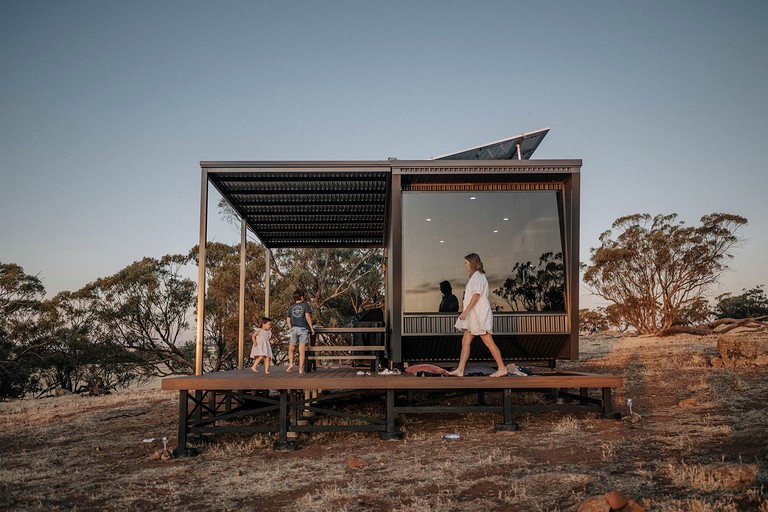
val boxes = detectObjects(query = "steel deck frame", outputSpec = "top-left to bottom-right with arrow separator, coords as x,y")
163,367 -> 622,453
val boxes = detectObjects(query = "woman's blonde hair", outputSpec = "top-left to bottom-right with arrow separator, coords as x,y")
464,253 -> 485,274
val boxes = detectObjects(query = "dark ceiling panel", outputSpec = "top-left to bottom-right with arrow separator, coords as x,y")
208,169 -> 389,248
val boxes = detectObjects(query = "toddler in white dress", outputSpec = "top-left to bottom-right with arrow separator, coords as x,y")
250,317 -> 274,373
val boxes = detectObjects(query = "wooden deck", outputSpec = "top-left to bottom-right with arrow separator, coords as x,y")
162,366 -> 623,454
162,366 -> 622,391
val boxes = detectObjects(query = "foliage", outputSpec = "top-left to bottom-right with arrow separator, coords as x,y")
493,252 -> 565,312
0,263 -> 46,399
35,290 -> 146,394
270,248 -> 384,323
85,255 -> 197,376
579,308 -> 609,334
713,286 -> 768,319
582,213 -> 747,334
189,242 -> 266,371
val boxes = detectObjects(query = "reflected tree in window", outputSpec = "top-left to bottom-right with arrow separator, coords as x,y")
493,252 -> 565,312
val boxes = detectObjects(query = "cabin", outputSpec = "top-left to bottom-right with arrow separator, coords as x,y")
163,129 -> 620,453
197,128 -> 579,368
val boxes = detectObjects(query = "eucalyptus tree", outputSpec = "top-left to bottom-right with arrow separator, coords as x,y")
85,255 -> 197,376
0,262 -> 46,398
583,213 -> 747,334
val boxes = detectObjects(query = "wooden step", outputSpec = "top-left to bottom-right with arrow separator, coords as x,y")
306,345 -> 385,352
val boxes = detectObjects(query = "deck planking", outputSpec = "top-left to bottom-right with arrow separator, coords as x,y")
161,366 -> 622,392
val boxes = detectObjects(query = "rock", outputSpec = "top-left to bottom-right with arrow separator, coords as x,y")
150,449 -> 174,462
716,333 -> 768,367
708,464 -> 759,489
236,469 -> 243,476
578,496 -> 610,512
347,458 -> 368,469
709,356 -> 724,368
54,388 -> 73,396
620,499 -> 645,512
678,398 -> 697,408
604,490 -> 628,510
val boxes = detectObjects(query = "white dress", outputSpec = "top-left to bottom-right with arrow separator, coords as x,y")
250,328 -> 273,358
454,271 -> 493,335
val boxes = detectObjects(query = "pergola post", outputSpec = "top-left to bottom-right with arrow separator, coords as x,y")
195,170 -> 208,376
238,218 -> 247,370
264,246 -> 271,317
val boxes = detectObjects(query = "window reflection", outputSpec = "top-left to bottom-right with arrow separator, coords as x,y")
402,190 -> 565,312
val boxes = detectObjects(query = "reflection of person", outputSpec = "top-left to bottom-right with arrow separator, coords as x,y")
438,280 -> 459,312
448,253 -> 507,378
250,316 -> 274,373
285,289 -> 315,374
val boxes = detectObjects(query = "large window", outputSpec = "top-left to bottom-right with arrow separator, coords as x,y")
402,189 -> 565,313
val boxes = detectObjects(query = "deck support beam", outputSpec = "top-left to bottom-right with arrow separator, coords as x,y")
274,390 -> 297,451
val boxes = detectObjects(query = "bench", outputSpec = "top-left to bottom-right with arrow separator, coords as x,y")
304,327 -> 386,373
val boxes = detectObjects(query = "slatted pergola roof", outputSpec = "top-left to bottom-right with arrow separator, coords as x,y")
203,162 -> 391,248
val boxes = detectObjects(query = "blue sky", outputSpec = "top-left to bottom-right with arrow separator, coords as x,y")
1,1 -> 766,308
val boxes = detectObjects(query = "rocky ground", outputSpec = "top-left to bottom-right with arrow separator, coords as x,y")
1,332 -> 767,511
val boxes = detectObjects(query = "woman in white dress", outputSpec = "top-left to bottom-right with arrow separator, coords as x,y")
448,253 -> 508,377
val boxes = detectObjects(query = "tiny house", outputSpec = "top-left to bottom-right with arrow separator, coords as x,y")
197,129 -> 580,372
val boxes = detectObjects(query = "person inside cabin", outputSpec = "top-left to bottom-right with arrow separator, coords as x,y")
438,280 -> 459,312
250,316 -> 274,373
448,253 -> 508,378
285,289 -> 315,374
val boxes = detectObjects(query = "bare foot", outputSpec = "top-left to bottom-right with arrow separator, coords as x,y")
490,368 -> 508,377
298,370 -> 304,374
447,369 -> 464,377
251,367 -> 258,373
264,370 -> 270,375
285,365 -> 293,373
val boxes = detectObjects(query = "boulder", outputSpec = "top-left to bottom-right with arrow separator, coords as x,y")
716,333 -> 768,367
621,499 -> 645,512
604,490 -> 628,510
578,496 -> 610,512
677,398 -> 697,408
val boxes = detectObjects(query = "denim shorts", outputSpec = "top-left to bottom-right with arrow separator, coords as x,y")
289,326 -> 310,345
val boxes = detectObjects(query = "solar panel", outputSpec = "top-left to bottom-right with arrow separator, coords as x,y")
431,128 -> 549,161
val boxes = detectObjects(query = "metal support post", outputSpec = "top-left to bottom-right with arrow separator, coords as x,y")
264,247 -> 271,317
602,387 -> 616,419
495,388 -> 519,431
195,171 -> 208,376
380,390 -> 403,440
173,391 -> 198,457
238,218 -> 247,370
274,390 -> 297,451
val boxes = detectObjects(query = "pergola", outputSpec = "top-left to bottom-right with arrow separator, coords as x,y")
192,129 -> 581,375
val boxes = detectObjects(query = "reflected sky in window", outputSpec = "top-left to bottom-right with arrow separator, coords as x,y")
403,191 -> 563,312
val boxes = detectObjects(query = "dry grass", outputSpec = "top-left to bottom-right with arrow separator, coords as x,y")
1,332 -> 767,511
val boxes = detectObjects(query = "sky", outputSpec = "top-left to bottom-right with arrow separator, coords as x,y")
2,1 -> 767,309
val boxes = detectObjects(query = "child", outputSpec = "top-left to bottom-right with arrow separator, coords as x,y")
285,289 -> 315,374
250,316 -> 274,374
